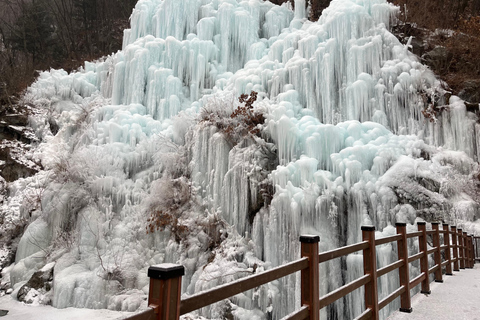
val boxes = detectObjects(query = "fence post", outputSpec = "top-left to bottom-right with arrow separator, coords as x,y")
465,235 -> 470,268
458,228 -> 465,269
396,223 -> 412,313
362,226 -> 379,320
467,235 -> 473,268
147,264 -> 185,320
474,237 -> 478,263
300,235 -> 320,320
473,236 -> 477,265
417,222 -> 430,294
473,237 -> 480,263
471,235 -> 475,267
451,226 -> 459,271
431,222 -> 443,282
468,235 -> 475,268
470,235 -> 474,267
442,223 -> 452,275
463,231 -> 468,268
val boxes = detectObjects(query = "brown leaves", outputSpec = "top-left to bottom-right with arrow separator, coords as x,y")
199,91 -> 265,145
146,209 -> 190,242
227,91 -> 264,138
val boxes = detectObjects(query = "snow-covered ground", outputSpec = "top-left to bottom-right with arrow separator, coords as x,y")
387,263 -> 480,320
0,294 -> 136,320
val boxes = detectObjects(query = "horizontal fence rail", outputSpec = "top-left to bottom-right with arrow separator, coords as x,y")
127,223 -> 477,320
180,257 -> 309,314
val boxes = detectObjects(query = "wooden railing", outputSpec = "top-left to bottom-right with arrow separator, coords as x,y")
127,222 -> 477,320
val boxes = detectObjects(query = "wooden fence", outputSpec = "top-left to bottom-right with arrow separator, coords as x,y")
475,236 -> 480,262
126,222 -> 477,320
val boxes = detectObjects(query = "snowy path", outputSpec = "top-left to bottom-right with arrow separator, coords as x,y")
387,263 -> 480,320
0,295 -> 138,320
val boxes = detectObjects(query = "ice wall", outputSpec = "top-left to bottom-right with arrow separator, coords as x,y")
7,0 -> 480,320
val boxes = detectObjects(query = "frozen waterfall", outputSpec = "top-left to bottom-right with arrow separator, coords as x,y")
5,0 -> 480,319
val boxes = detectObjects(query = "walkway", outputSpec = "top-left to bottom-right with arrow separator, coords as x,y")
0,295 -> 133,319
387,263 -> 480,320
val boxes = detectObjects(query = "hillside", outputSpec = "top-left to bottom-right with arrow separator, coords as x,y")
391,0 -> 480,106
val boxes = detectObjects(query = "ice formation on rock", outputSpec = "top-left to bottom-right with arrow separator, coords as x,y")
4,0 -> 480,319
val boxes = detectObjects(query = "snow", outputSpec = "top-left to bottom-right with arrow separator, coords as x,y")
0,0 -> 480,319
150,263 -> 183,271
387,263 -> 480,320
0,294 -> 134,320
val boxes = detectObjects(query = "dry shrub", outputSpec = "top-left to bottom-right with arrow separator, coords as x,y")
447,15 -> 480,75
392,0 -> 474,30
201,91 -> 265,145
146,209 -> 190,242
146,177 -> 192,242
436,28 -> 480,93
145,175 -> 228,249
226,91 -> 264,136
146,208 -> 228,249
199,213 -> 228,251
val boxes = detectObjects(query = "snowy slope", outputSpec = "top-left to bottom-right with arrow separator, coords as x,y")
1,0 -> 480,319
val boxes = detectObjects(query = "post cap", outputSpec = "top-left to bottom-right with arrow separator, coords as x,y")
458,228 -> 463,232
300,235 -> 320,243
148,264 -> 185,280
451,225 -> 457,229
417,221 -> 426,225
431,222 -> 440,225
463,232 -> 467,235
361,225 -> 375,231
399,307 -> 413,313
395,222 -> 407,227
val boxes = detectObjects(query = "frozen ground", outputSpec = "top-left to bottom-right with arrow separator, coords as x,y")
0,294 -> 138,320
387,263 -> 480,320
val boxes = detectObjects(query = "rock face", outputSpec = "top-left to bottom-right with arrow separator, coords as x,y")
17,262 -> 54,305
0,104 -> 42,182
459,80 -> 480,105
391,23 -> 429,56
0,102 -> 44,301
422,46 -> 453,75
0,145 -> 39,182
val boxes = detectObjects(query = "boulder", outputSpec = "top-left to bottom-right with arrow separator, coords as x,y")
458,80 -> 480,105
422,46 -> 453,74
0,102 -> 42,182
391,23 -> 430,57
409,37 -> 426,56
17,262 -> 54,305
0,143 -> 41,182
